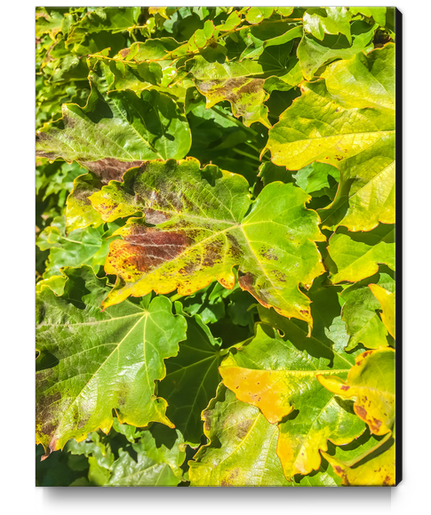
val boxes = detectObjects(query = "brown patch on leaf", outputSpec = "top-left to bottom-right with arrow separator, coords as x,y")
80,158 -> 145,184
355,405 -> 368,420
113,226 -> 191,274
236,419 -> 253,439
370,417 -> 382,433
340,385 -> 350,391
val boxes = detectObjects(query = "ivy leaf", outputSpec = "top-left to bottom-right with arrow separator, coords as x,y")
36,266 -> 187,458
322,432 -> 395,486
36,71 -> 191,178
158,310 -> 224,446
89,158 -> 325,328
369,284 -> 395,339
219,323 -> 365,478
327,225 -> 395,284
318,347 -> 395,436
189,385 -> 292,486
341,272 -> 395,351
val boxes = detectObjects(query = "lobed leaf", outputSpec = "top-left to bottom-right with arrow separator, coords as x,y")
36,70 -> 191,177
267,44 -> 395,232
36,266 -> 187,457
89,158 -> 325,328
340,272 -> 395,351
220,322 -> 365,478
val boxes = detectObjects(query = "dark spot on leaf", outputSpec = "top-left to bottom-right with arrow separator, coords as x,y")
236,420 -> 253,439
80,158 -> 145,184
370,417 -> 382,432
355,405 -> 367,419
114,226 -> 191,274
340,385 -> 350,391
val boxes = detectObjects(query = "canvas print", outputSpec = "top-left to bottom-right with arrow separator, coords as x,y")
36,6 -> 398,486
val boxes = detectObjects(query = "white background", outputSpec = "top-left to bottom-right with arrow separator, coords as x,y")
1,1 -> 428,513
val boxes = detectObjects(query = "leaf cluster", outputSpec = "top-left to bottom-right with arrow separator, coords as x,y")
36,6 -> 396,487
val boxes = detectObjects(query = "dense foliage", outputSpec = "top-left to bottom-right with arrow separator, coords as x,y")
36,6 -> 396,487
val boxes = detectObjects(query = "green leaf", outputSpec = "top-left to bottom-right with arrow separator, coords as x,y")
36,215 -> 119,285
293,162 -> 340,199
89,158 -> 325,328
267,44 -> 395,232
106,425 -> 185,486
189,385 -> 291,486
327,225 -> 395,284
349,7 -> 386,27
297,20 -> 377,80
36,70 -> 191,174
158,311 -> 223,446
66,7 -> 142,45
36,266 -> 187,457
246,7 -> 274,25
220,323 -> 365,478
318,347 -> 395,435
340,271 -> 394,351
303,7 -> 352,44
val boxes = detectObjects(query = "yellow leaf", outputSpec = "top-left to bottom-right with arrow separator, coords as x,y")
369,283 -> 395,338
317,348 -> 395,435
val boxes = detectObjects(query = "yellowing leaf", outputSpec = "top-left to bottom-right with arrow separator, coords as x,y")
317,348 -> 395,435
220,323 -> 365,478
267,44 -> 395,232
322,433 -> 395,486
369,284 -> 395,338
327,225 -> 395,284
196,78 -> 271,128
90,158 -> 325,329
189,386 -> 291,486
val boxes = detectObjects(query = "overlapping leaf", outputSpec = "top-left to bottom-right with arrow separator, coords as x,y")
322,432 -> 395,486
318,347 -> 395,435
267,44 -> 395,232
220,318 -> 366,478
327,224 -> 395,283
158,309 -> 224,446
88,158 -> 325,328
189,385 -> 292,486
369,283 -> 395,338
36,266 -> 187,457
340,271 -> 395,351
36,67 -> 191,177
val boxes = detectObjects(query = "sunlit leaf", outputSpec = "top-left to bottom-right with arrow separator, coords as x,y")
220,322 -> 365,478
318,347 -> 395,435
36,267 -> 187,457
327,225 -> 395,284
369,284 -> 395,338
89,158 -> 325,328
